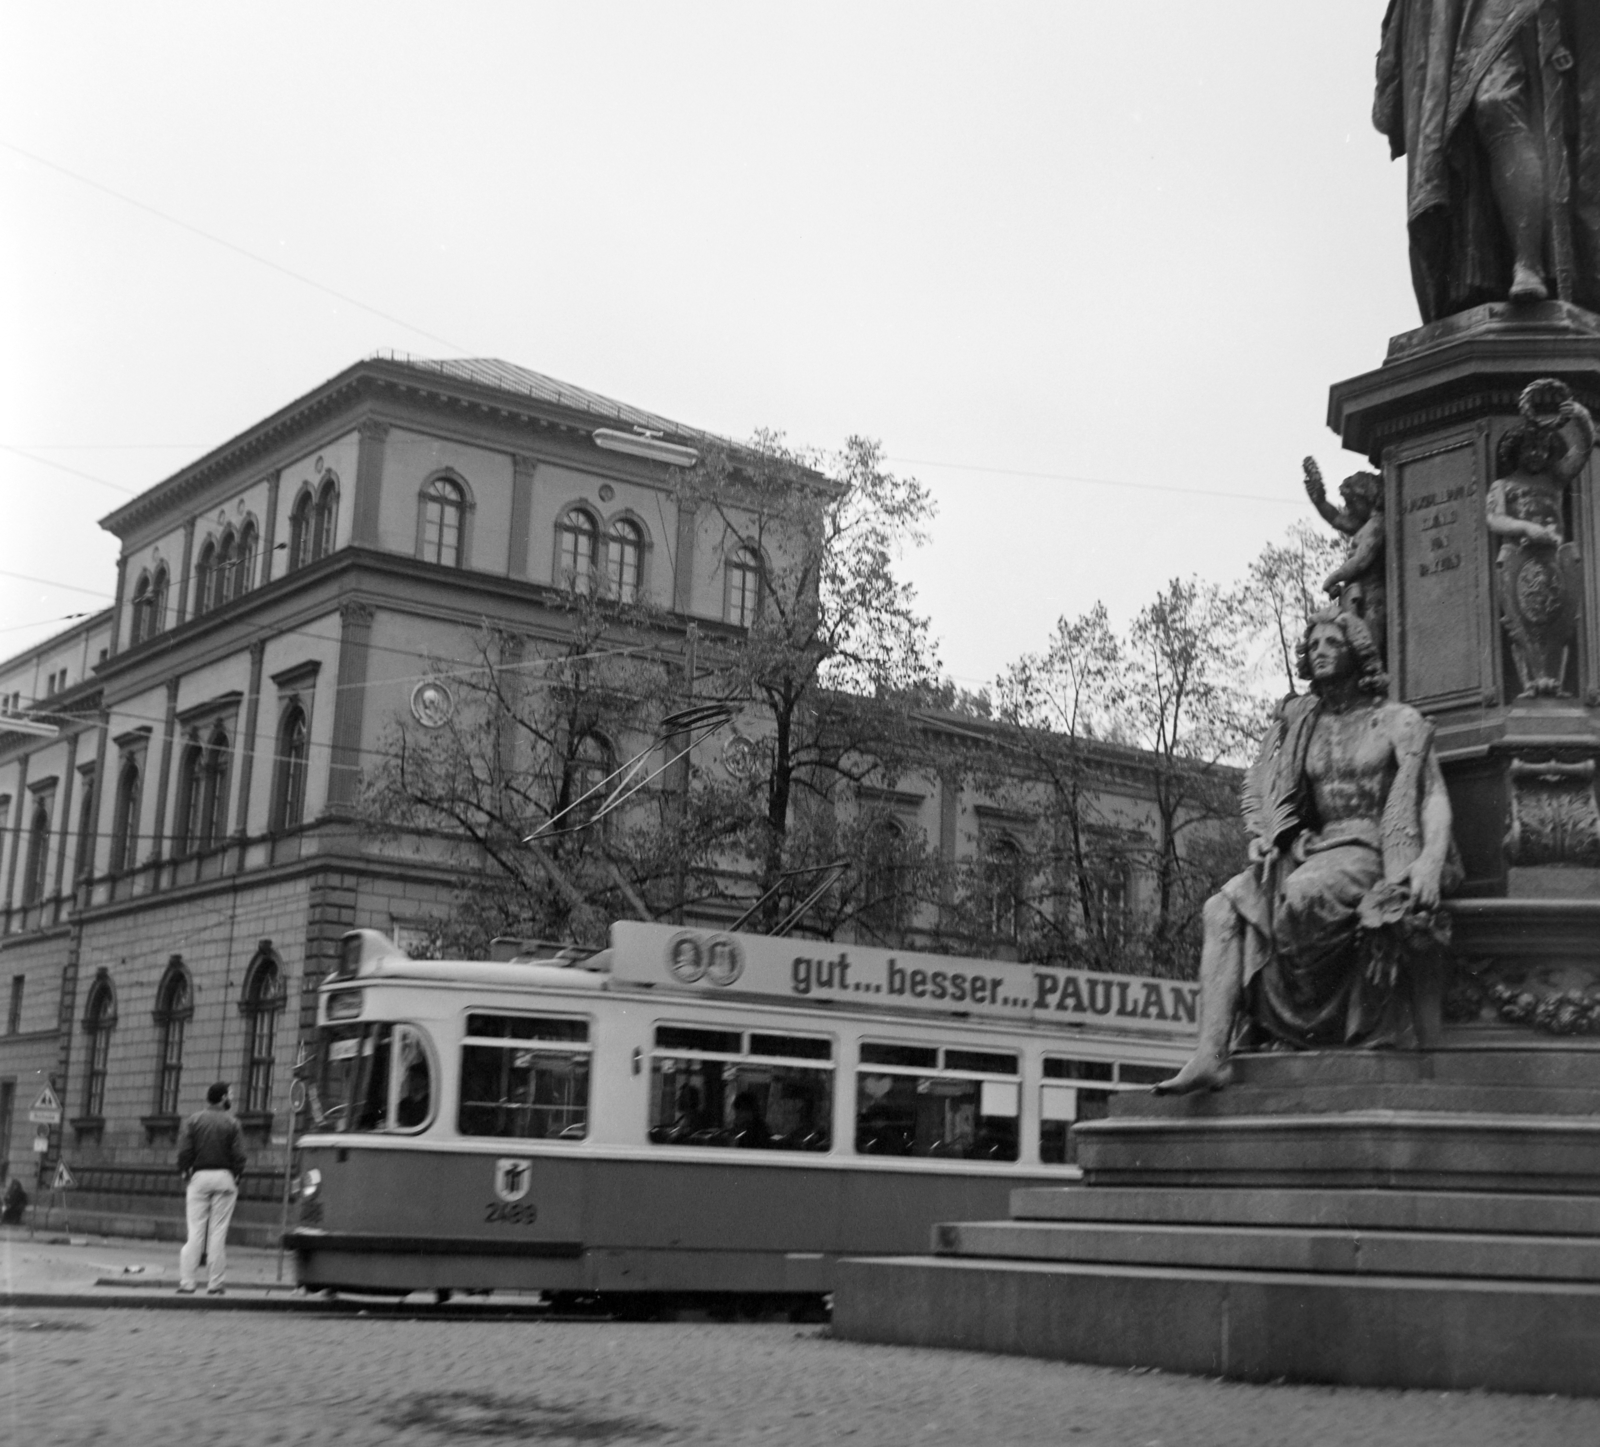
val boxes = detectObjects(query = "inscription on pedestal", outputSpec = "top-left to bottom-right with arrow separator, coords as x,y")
1393,439 -> 1486,706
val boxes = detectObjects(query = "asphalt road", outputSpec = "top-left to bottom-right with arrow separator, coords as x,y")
5,1308 -> 1598,1447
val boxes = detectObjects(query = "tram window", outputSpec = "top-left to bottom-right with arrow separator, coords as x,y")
748,1032 -> 832,1061
465,1013 -> 588,1042
943,1049 -> 1018,1075
1038,1081 -> 1113,1165
855,1043 -> 1019,1162
1116,1063 -> 1168,1086
655,1025 -> 741,1055
648,1027 -> 833,1152
1041,1057 -> 1114,1082
859,1042 -> 938,1069
458,1017 -> 591,1140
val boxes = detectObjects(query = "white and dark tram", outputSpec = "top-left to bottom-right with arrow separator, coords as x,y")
285,921 -> 1199,1309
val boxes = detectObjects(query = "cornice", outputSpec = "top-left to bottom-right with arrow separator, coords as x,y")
97,356 -> 826,542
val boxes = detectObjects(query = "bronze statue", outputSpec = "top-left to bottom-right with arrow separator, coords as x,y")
1155,610 -> 1457,1094
1487,377 -> 1594,697
1374,0 -> 1600,322
1303,459 -> 1388,663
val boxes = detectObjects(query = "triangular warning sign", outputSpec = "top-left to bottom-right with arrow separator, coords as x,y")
52,1162 -> 75,1190
33,1086 -> 60,1113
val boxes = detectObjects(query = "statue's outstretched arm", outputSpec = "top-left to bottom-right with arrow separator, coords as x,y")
1554,400 -> 1597,485
1303,457 -> 1354,533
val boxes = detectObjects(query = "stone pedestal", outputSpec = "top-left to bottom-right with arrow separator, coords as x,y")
834,1050 -> 1600,1395
832,307 -> 1600,1396
1329,302 -> 1600,902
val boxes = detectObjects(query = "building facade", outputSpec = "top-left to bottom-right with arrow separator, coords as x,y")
0,355 -> 1234,1235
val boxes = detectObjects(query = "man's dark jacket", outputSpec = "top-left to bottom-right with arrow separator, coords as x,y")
176,1106 -> 247,1180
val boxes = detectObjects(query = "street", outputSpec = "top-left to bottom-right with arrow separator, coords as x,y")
4,1306 -> 1598,1447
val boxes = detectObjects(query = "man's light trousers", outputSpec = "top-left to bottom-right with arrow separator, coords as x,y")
179,1169 -> 239,1291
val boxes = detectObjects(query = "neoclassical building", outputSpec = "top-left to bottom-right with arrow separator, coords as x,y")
0,355 -> 797,1232
0,355 -> 1232,1237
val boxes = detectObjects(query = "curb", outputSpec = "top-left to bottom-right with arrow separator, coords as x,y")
0,1292 -> 577,1319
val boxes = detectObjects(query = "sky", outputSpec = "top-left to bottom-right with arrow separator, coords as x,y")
0,2 -> 1414,694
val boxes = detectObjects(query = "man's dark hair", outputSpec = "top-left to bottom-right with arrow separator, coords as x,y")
206,1081 -> 231,1106
1295,608 -> 1388,696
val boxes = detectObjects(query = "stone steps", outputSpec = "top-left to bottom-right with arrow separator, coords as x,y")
833,1047 -> 1600,1395
933,1217 -> 1600,1281
833,1254 -> 1600,1395
1074,1110 -> 1600,1193
1007,1183 -> 1600,1235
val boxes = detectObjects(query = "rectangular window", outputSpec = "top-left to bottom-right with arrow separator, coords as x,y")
650,1023 -> 833,1152
855,1039 -> 1020,1161
1039,1054 -> 1121,1165
6,976 -> 21,1034
459,1014 -> 591,1140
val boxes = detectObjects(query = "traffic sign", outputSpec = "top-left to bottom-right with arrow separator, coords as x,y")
28,1085 -> 62,1126
32,1127 -> 49,1153
52,1162 -> 75,1190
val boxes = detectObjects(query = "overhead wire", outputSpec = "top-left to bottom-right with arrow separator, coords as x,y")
0,137 -> 468,355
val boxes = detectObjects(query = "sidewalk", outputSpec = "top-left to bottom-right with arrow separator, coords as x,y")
1,1223 -> 296,1303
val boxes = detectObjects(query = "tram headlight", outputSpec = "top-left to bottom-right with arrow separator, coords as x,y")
299,1168 -> 322,1202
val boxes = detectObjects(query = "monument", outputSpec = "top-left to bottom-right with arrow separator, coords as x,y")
833,4 -> 1600,1395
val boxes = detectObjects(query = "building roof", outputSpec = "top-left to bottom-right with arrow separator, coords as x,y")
373,353 -> 710,442
99,352 -> 743,538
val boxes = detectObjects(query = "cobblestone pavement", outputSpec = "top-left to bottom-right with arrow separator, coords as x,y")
3,1309 -> 1597,1447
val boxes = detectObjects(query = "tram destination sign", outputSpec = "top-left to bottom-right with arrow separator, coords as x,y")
610,922 -> 1198,1037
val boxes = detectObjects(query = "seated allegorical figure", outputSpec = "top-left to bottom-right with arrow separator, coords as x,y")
1155,609 -> 1460,1095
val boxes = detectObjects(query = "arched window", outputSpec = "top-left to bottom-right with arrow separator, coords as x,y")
74,771 -> 97,882
865,819 -> 908,935
273,704 -> 308,831
82,974 -> 116,1117
607,519 -> 644,603
420,477 -> 466,566
313,477 -> 338,561
240,952 -> 285,1114
174,738 -> 205,856
193,540 -> 216,617
288,490 -> 313,570
21,795 -> 52,906
232,521 -> 257,600
152,960 -> 191,1116
556,508 -> 599,595
984,838 -> 1025,941
110,757 -> 142,874
210,530 -> 235,612
130,574 -> 152,646
560,731 -> 613,831
725,547 -> 762,627
150,564 -> 169,634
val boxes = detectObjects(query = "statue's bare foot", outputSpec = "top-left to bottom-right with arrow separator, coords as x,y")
1509,263 -> 1548,305
1151,1053 -> 1234,1096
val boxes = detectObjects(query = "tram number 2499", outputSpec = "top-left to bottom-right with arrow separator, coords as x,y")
484,1201 -> 540,1225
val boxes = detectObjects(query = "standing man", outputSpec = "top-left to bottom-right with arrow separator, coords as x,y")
176,1082 -> 247,1295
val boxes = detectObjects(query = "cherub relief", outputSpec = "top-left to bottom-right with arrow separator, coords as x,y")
1486,378 -> 1595,698
1303,459 -> 1387,664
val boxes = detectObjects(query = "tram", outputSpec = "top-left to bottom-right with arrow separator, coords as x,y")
285,921 -> 1198,1308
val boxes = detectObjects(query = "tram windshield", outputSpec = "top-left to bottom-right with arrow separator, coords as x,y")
648,1025 -> 832,1151
314,1022 -> 433,1133
855,1041 -> 1020,1160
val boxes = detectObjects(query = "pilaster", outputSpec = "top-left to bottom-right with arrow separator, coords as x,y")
260,469 -> 281,585
175,518 -> 196,627
509,455 -> 537,579
326,601 -> 374,809
351,421 -> 388,550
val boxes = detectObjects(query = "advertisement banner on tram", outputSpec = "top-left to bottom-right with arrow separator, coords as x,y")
610,922 -> 1198,1037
